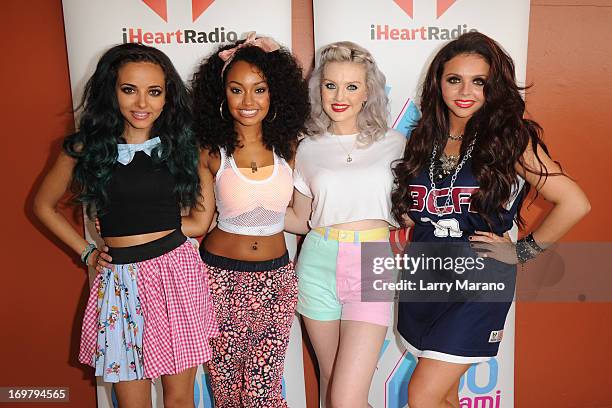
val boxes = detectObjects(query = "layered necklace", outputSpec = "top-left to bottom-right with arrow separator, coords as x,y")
433,133 -> 464,180
428,137 -> 475,216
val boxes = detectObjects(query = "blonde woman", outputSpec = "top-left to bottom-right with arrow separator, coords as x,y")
285,42 -> 406,407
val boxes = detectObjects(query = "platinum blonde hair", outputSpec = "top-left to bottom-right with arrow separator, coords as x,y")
306,41 -> 389,146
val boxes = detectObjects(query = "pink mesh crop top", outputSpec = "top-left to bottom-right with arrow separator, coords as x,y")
214,147 -> 293,236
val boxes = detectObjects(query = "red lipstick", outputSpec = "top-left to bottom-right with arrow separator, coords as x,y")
331,104 -> 349,113
454,100 -> 475,108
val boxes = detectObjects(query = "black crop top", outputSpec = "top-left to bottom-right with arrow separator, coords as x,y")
98,151 -> 181,237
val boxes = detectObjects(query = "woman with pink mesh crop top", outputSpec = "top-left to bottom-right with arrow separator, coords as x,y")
190,33 -> 309,407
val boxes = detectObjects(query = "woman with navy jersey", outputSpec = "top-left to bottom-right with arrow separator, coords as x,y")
391,32 -> 590,408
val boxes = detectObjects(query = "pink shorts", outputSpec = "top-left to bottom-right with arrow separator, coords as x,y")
295,227 -> 393,327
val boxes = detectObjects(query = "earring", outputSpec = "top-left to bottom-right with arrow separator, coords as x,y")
219,100 -> 228,121
265,107 -> 277,123
362,100 -> 367,108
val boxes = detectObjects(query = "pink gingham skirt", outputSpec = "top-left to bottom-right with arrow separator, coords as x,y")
78,234 -> 219,382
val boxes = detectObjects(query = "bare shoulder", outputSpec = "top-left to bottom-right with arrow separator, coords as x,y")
56,149 -> 78,169
515,139 -> 559,179
200,147 -> 221,175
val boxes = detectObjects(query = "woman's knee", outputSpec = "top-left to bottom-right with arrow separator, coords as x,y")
329,385 -> 368,408
163,390 -> 194,408
408,381 -> 447,408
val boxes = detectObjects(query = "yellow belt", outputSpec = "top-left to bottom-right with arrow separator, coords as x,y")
313,227 -> 390,243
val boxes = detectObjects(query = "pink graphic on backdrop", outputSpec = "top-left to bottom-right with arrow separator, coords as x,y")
393,0 -> 414,18
392,98 -> 411,128
437,0 -> 459,18
141,0 -> 215,22
142,0 -> 167,21
192,0 -> 215,22
393,0 -> 460,19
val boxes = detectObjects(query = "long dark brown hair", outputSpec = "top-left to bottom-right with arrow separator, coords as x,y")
392,32 -> 557,228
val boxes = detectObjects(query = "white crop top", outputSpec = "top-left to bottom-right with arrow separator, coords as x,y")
293,129 -> 406,228
215,147 -> 293,236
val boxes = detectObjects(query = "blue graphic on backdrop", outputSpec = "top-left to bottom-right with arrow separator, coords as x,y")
394,99 -> 420,137
379,339 -> 391,361
460,358 -> 498,394
386,351 -> 417,407
194,373 -> 214,407
111,386 -> 118,408
386,85 -> 420,137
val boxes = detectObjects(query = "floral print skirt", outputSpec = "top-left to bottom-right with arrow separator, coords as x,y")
78,233 -> 219,383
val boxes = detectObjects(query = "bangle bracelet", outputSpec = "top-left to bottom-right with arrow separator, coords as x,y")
80,243 -> 97,264
83,249 -> 98,266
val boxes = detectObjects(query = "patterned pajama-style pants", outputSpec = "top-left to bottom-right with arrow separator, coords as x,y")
203,252 -> 298,408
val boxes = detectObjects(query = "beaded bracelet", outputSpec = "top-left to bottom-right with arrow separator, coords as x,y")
516,233 -> 544,264
80,243 -> 97,265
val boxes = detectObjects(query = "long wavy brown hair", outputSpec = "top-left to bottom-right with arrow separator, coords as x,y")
392,32 -> 558,228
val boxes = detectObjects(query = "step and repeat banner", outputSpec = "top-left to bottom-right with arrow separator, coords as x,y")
313,0 -> 530,407
61,1 -> 305,407
63,0 -> 531,406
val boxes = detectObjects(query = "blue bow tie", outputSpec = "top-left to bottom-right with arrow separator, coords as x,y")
116,137 -> 162,165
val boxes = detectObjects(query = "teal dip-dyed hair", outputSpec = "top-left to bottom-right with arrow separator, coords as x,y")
63,43 -> 200,217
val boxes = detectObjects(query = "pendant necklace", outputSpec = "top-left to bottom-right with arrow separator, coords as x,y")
428,138 -> 475,216
335,134 -> 357,163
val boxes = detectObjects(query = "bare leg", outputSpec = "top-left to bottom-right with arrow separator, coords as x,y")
445,378 -> 461,408
303,317 -> 341,408
114,380 -> 152,408
161,367 -> 197,408
328,320 -> 387,408
407,358 -> 470,408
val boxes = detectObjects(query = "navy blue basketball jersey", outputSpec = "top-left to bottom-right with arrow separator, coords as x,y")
408,158 -> 524,242
397,158 -> 525,360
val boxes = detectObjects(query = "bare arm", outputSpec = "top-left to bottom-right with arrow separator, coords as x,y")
285,189 -> 312,235
471,141 -> 591,257
516,143 -> 590,246
181,149 -> 216,237
33,151 -> 99,265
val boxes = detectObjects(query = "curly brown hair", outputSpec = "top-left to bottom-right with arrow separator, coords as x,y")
191,39 -> 310,161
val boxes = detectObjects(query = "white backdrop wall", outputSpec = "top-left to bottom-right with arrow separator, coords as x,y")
61,1 -> 304,406
313,1 -> 530,407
